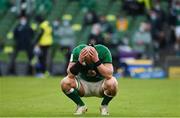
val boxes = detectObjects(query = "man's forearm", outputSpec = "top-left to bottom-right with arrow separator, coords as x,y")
67,67 -> 76,79
96,64 -> 113,79
67,62 -> 81,79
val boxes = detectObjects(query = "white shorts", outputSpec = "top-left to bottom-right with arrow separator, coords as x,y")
75,76 -> 105,97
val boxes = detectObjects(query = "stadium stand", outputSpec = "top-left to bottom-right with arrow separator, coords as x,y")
0,0 -> 179,77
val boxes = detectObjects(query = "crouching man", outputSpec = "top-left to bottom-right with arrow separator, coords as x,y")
60,44 -> 118,115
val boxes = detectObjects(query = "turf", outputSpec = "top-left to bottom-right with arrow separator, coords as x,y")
0,76 -> 180,117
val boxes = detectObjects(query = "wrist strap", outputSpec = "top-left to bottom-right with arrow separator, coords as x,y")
69,61 -> 82,75
95,60 -> 102,67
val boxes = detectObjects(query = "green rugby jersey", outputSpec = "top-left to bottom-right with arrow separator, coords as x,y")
70,44 -> 112,82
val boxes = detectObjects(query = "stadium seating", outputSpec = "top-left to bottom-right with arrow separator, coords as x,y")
0,0 -> 176,76
0,10 -> 17,43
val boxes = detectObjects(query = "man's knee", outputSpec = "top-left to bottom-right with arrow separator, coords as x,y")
104,77 -> 118,89
60,76 -> 76,91
103,76 -> 118,96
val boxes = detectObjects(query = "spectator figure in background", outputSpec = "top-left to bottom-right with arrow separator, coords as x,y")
116,15 -> 129,32
8,15 -> 34,75
99,15 -> 113,45
172,1 -> 180,54
51,18 -> 61,56
83,10 -> 99,28
98,15 -> 119,72
35,0 -> 52,16
131,22 -> 153,58
59,20 -> 76,74
168,0 -> 177,45
118,35 -> 135,76
16,0 -> 34,16
122,0 -> 145,16
148,1 -> 166,50
59,20 -> 75,51
137,0 -> 152,11
99,15 -> 114,34
52,18 -> 61,46
49,18 -> 61,73
34,16 -> 53,77
88,23 -> 104,45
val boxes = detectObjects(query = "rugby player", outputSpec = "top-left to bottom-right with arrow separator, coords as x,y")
60,44 -> 118,115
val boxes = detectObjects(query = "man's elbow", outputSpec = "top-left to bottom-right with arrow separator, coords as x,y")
104,71 -> 113,80
67,68 -> 70,74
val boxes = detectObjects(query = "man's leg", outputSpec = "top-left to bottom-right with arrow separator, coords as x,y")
26,47 -> 33,75
60,77 -> 87,115
102,76 -> 118,105
101,76 -> 118,115
8,49 -> 18,75
61,77 -> 84,106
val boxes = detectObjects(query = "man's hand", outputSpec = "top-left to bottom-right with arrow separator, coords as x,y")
88,46 -> 99,62
78,47 -> 89,64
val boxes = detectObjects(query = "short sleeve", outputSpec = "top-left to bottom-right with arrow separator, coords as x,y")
70,47 -> 79,62
102,47 -> 112,63
96,45 -> 112,63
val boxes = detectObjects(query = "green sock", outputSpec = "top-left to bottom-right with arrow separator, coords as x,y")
101,95 -> 113,106
64,88 -> 85,106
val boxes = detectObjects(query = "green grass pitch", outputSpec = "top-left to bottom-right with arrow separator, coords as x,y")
0,76 -> 180,117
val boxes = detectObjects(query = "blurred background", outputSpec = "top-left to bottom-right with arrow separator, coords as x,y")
0,0 -> 180,79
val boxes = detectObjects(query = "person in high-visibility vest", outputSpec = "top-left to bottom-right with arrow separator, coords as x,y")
137,0 -> 152,10
34,17 -> 53,77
